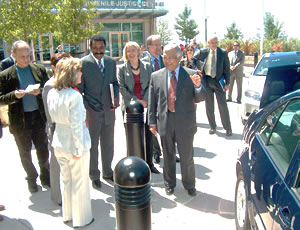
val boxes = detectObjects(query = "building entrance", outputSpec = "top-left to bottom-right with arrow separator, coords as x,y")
109,32 -> 130,59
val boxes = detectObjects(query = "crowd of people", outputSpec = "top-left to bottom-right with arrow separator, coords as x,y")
0,33 -> 245,226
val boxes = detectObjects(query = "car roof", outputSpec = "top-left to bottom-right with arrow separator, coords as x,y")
259,51 -> 300,108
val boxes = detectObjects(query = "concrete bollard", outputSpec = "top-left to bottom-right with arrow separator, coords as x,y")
125,100 -> 145,160
114,156 -> 152,230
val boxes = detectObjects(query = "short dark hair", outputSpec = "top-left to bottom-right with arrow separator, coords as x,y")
90,34 -> 106,47
50,52 -> 70,67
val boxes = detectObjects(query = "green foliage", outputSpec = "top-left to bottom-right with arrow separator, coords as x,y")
264,12 -> 284,40
218,39 -> 234,52
157,18 -> 172,46
224,22 -> 243,40
174,5 -> 199,44
54,0 -> 103,55
0,0 -> 55,44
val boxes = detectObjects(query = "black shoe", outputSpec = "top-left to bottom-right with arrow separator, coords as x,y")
226,130 -> 233,136
28,182 -> 38,193
165,187 -> 174,195
103,175 -> 114,182
226,99 -> 232,102
187,188 -> 197,196
150,166 -> 160,174
41,179 -> 50,187
153,152 -> 160,164
176,156 -> 180,163
237,100 -> 241,104
209,129 -> 216,135
92,179 -> 102,189
74,218 -> 94,228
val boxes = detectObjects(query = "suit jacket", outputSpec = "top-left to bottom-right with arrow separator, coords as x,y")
78,54 -> 119,125
47,88 -> 91,156
193,47 -> 230,86
141,55 -> 165,72
228,50 -> 245,77
117,60 -> 152,112
0,63 -> 49,135
0,56 -> 14,72
148,66 -> 205,137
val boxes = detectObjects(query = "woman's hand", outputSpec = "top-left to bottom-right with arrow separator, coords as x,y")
72,155 -> 81,160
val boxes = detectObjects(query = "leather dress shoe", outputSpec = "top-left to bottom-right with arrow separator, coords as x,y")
41,179 -> 50,187
187,188 -> 197,196
150,166 -> 160,174
165,187 -> 174,195
176,156 -> 180,162
209,129 -> 216,135
153,152 -> 160,164
103,175 -> 114,182
28,181 -> 38,193
92,179 -> 102,189
74,218 -> 95,228
226,99 -> 232,102
226,130 -> 233,136
237,100 -> 242,104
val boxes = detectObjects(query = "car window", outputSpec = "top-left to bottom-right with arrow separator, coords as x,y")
254,56 -> 269,76
259,99 -> 300,175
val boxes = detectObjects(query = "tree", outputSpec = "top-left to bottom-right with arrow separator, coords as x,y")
174,5 -> 199,44
0,0 -> 55,44
224,22 -> 243,40
264,12 -> 284,40
157,18 -> 172,46
54,0 -> 103,56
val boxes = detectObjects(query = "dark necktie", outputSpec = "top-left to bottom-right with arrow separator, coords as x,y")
211,50 -> 216,78
154,58 -> 160,71
168,71 -> 177,112
98,60 -> 104,73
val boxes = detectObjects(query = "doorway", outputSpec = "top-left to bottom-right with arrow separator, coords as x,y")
109,32 -> 130,59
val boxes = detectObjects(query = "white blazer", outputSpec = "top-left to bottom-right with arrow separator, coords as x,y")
47,88 -> 91,157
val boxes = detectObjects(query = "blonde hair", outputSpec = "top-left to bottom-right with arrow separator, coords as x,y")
54,57 -> 82,90
122,41 -> 141,62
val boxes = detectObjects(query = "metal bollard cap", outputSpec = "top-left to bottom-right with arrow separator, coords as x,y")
126,100 -> 144,114
114,156 -> 151,187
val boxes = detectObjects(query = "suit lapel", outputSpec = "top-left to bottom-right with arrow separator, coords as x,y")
139,62 -> 148,90
161,68 -> 168,99
176,66 -> 185,100
125,62 -> 135,91
29,64 -> 40,83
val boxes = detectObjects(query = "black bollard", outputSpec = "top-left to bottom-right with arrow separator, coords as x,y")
125,100 -> 145,160
114,156 -> 152,230
254,52 -> 258,67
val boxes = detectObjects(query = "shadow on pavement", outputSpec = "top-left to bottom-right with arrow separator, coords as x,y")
0,216 -> 33,230
194,147 -> 216,159
91,199 -> 116,230
185,192 -> 234,219
151,189 -> 178,213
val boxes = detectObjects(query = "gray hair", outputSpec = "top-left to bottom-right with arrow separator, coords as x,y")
163,43 -> 182,57
146,34 -> 161,49
12,40 -> 30,54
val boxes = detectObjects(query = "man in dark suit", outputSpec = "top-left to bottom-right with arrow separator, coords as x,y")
227,41 -> 245,104
78,34 -> 119,189
0,40 -> 50,193
148,43 -> 205,196
193,36 -> 232,136
0,52 -> 15,71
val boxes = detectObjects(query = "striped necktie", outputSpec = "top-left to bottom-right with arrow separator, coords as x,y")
98,60 -> 104,73
168,71 -> 177,112
211,50 -> 216,78
154,58 -> 160,71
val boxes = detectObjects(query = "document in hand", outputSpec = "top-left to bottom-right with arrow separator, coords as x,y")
219,76 -> 225,91
110,83 -> 114,106
25,83 -> 40,93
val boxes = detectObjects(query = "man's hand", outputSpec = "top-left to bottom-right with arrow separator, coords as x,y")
111,98 -> 120,110
190,73 -> 201,88
149,125 -> 157,136
224,85 -> 229,91
230,66 -> 236,71
139,100 -> 148,108
15,89 -> 26,99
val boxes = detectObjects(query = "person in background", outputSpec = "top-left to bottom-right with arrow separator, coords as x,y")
117,41 -> 160,174
47,57 -> 94,228
180,44 -> 195,69
140,44 -> 149,58
0,49 -> 15,71
0,40 -> 50,193
42,52 -> 70,205
78,34 -> 119,189
192,36 -> 232,136
192,38 -> 200,55
55,45 -> 63,54
227,41 -> 245,104
148,43 -> 205,196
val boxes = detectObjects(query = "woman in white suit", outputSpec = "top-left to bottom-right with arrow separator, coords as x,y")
47,57 -> 94,228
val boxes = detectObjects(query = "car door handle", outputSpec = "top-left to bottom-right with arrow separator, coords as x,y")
278,206 -> 291,228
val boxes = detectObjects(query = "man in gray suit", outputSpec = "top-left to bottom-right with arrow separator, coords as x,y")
193,36 -> 232,136
227,41 -> 245,104
148,43 -> 205,196
78,34 -> 119,189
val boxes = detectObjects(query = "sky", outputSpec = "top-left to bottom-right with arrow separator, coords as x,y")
159,0 -> 300,44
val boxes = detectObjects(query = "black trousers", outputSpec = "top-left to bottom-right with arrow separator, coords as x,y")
13,110 -> 50,183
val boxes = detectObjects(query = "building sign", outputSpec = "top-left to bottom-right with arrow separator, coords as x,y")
95,0 -> 158,9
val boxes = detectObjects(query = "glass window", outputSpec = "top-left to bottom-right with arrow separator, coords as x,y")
131,32 -> 143,45
254,56 -> 269,76
132,23 -> 143,31
122,23 -> 130,31
103,23 -> 120,31
261,99 -> 300,175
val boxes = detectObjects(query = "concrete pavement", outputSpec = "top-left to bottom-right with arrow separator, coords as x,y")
0,84 -> 248,229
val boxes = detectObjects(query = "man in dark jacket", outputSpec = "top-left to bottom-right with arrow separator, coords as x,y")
0,40 -> 50,193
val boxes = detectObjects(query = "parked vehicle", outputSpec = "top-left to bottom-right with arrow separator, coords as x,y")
242,51 -> 300,124
235,74 -> 300,230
